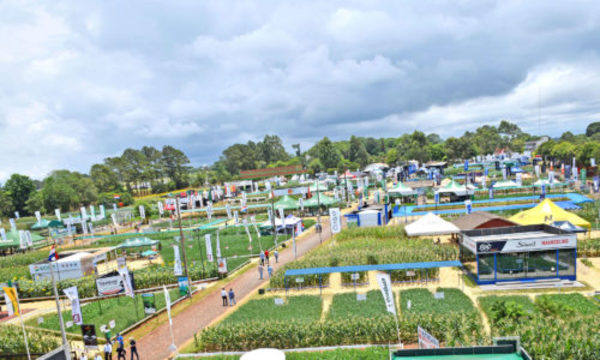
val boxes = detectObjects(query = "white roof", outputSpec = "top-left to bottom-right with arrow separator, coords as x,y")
405,212 -> 460,236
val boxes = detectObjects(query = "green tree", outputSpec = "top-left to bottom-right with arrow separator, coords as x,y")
428,143 -> 446,160
90,164 -> 121,193
586,122 -> 600,137
385,148 -> 399,165
445,137 -> 476,160
291,144 -> 301,157
348,136 -> 369,167
314,137 -> 341,169
551,141 -> 577,162
0,190 -> 14,218
161,145 -> 191,189
308,158 -> 324,175
4,174 -> 36,215
259,135 -> 289,164
25,191 -> 45,215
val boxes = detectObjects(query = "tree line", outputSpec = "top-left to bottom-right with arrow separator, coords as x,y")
2,121 -> 600,218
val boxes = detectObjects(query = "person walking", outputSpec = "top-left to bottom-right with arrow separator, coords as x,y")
274,249 -> 279,263
228,288 -> 236,306
259,251 -> 265,266
267,264 -> 273,278
80,352 -> 88,360
220,288 -> 228,306
103,341 -> 112,360
95,353 -> 103,360
129,338 -> 139,360
116,333 -> 124,349
116,345 -> 126,360
264,249 -> 270,264
258,264 -> 264,279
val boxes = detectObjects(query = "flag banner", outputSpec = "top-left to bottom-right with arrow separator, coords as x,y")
25,231 -> 32,247
82,220 -> 88,234
99,205 -> 106,219
157,201 -> 164,215
489,187 -> 494,199
64,286 -> 83,325
111,213 -> 118,226
2,287 -> 18,316
0,228 -> 6,241
90,205 -> 96,220
251,216 -> 261,238
118,268 -> 135,298
243,219 -> 253,243
178,276 -> 190,296
225,203 -> 232,219
267,207 -> 273,224
278,208 -> 284,222
329,208 -> 342,234
465,200 -> 472,214
9,218 -> 16,232
272,187 -> 308,197
35,211 -> 41,224
299,198 -> 304,211
139,205 -> 146,219
173,245 -> 183,275
592,158 -> 597,167
14,211 -> 20,219
434,192 -> 440,204
205,234 -> 214,262
88,223 -> 94,236
19,231 -> 27,249
164,286 -> 172,325
418,327 -> 439,349
234,211 -> 239,224
516,173 -> 522,186
218,258 -> 228,273
549,171 -> 555,184
376,272 -> 396,315
113,203 -> 117,212
80,206 -> 88,219
216,231 -> 221,259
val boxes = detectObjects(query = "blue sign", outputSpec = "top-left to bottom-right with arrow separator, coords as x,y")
464,160 -> 469,171
434,192 -> 440,204
484,167 -> 489,176
540,184 -> 546,199
488,187 -> 493,199
465,200 -> 472,214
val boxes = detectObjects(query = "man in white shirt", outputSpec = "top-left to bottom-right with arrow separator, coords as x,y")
104,342 -> 112,360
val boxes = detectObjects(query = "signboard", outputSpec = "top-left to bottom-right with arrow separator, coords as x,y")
109,320 -> 116,329
205,234 -> 214,262
434,291 -> 445,299
406,271 -> 416,277
217,258 -> 228,274
329,208 -> 342,234
142,293 -> 157,314
295,277 -> 304,283
81,324 -> 98,348
376,272 -> 396,315
466,234 -> 577,254
178,276 -> 190,296
351,273 -> 360,280
173,245 -> 183,276
96,275 -> 125,296
240,165 -> 306,179
274,298 -> 285,306
356,293 -> 367,301
418,326 -> 440,349
272,187 -> 308,197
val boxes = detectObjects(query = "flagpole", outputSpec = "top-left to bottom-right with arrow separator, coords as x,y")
14,289 -> 31,360
316,181 -> 322,244
49,261 -> 71,360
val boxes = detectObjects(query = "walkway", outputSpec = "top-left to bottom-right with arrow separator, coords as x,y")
136,221 -> 334,360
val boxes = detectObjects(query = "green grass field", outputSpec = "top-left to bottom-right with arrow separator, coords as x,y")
26,289 -> 182,335
221,295 -> 322,325
327,290 -> 387,320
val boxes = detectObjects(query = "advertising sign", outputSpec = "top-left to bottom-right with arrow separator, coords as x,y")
376,272 -> 396,315
272,187 -> 308,197
329,208 -> 342,234
218,258 -> 228,274
418,326 -> 440,349
173,245 -> 183,276
205,234 -> 214,262
467,234 -> 577,254
142,293 -> 157,314
96,275 -> 125,296
178,276 -> 190,296
63,286 -> 83,325
81,324 -> 98,348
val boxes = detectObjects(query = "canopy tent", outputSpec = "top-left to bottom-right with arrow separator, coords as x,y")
492,180 -> 520,190
274,195 -> 300,210
552,220 -> 587,233
387,182 -> 417,197
260,215 -> 302,229
116,237 -> 159,249
141,250 -> 158,257
303,194 -> 339,208
30,219 -> 51,230
533,178 -> 566,187
405,212 -> 460,236
436,180 -> 474,196
0,231 -> 46,249
509,199 -> 591,231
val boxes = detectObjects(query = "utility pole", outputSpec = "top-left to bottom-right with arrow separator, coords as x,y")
175,196 -> 192,299
344,169 -> 350,206
316,180 -> 322,244
270,193 -> 278,246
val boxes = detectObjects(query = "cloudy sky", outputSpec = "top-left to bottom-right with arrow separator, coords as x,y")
2,0 -> 600,180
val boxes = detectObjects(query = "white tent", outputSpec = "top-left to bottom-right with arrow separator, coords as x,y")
261,216 -> 302,229
405,212 -> 460,236
388,182 -> 417,197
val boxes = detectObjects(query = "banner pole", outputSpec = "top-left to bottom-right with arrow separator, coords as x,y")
15,289 -> 31,360
50,262 -> 71,360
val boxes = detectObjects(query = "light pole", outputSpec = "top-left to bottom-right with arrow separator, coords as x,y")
316,179 -> 322,243
175,197 -> 192,299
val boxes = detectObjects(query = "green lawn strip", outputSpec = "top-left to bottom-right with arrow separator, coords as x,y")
399,288 -> 475,315
220,295 -> 322,325
478,295 -> 537,318
26,288 -> 182,335
327,290 -> 387,320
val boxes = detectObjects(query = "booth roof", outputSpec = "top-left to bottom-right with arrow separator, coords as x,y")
509,199 -> 591,230
405,212 -> 460,236
274,195 -> 299,210
117,237 -> 160,248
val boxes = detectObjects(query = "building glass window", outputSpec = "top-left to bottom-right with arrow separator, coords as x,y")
496,252 -> 526,280
478,254 -> 495,281
526,250 -> 557,278
558,249 -> 576,277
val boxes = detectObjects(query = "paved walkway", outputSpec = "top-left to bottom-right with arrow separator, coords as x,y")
136,222 -> 334,360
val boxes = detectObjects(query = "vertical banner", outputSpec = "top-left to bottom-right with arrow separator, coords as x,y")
18,231 -> 27,249
215,231 -> 222,259
299,198 -> 304,211
142,293 -> 157,314
63,286 -> 83,325
118,268 -> 135,298
113,203 -> 118,212
234,211 -> 239,224
434,192 -> 439,204
592,158 -> 597,167
251,216 -> 261,238
173,245 -> 183,276
99,205 -> 106,219
139,205 -> 146,219
376,272 -> 396,315
549,171 -> 555,184
0,228 -> 6,241
163,286 -> 172,326
111,213 -> 118,227
157,201 -> 164,216
464,160 -> 469,171
35,211 -> 41,224
541,184 -> 546,199
14,211 -> 20,219
205,234 -> 214,262
465,200 -> 472,214
243,219 -> 252,243
218,258 -> 228,273
80,206 -> 88,220
516,173 -> 522,187
267,207 -> 273,223
225,203 -> 232,219
329,208 -> 342,234
9,218 -> 16,232
90,205 -> 96,220
489,187 -> 494,199
82,220 -> 88,234
278,208 -> 284,222
2,287 -> 18,316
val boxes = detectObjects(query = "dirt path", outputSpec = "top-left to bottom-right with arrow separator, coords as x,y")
136,222 -> 335,360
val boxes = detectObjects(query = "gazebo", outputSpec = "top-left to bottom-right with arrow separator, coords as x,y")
405,212 -> 460,237
274,195 -> 300,211
509,199 -> 591,233
387,182 -> 417,197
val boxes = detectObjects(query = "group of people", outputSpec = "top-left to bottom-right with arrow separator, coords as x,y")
221,287 -> 236,306
81,333 -> 139,360
257,249 -> 278,279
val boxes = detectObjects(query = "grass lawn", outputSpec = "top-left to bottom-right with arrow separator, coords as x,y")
327,290 -> 387,320
26,289 -> 182,335
399,288 -> 475,315
220,295 -> 322,325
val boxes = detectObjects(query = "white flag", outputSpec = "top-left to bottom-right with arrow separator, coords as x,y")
299,198 -> 304,211
157,201 -> 164,215
18,231 -> 27,249
173,245 -> 183,275
3,291 -> 14,316
99,205 -> 106,219
216,231 -> 222,259
225,204 -> 232,219
205,234 -> 214,262
63,286 -> 83,325
9,218 -> 16,232
80,207 -> 87,220
251,216 -> 261,238
278,208 -> 284,222
163,286 -> 172,326
90,205 -> 96,220
14,211 -> 19,219
139,205 -> 146,219
118,268 -> 135,298
0,228 -> 6,241
243,219 -> 252,243
329,208 -> 342,234
111,213 -> 118,226
35,211 -> 41,224
234,211 -> 239,224
376,272 -> 396,315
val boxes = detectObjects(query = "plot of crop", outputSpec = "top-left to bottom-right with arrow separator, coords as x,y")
399,288 -> 475,315
535,293 -> 599,315
221,295 -> 322,325
478,295 -> 536,318
327,290 -> 388,320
